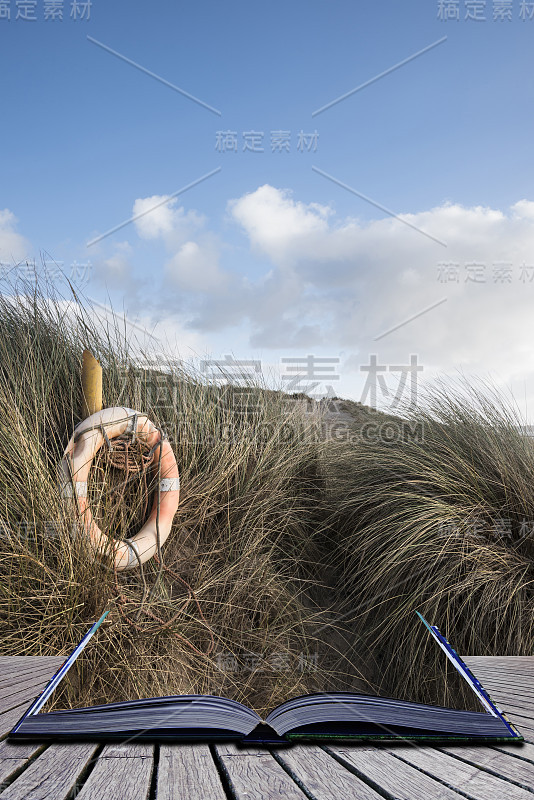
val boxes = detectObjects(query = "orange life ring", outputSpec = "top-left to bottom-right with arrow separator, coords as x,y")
59,407 -> 180,571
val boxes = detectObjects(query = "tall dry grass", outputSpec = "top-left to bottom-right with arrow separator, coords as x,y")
321,379 -> 534,710
1,269 -> 533,719
0,271 -> 367,717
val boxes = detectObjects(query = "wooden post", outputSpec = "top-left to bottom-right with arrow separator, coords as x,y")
81,349 -> 103,418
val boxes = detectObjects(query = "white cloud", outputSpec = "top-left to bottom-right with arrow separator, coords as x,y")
133,196 -> 205,249
512,200 -> 534,221
229,185 -> 332,266
131,194 -> 229,297
101,241 -> 132,282
165,237 -> 228,293
85,186 -> 534,413
223,186 -> 534,402
0,209 -> 32,264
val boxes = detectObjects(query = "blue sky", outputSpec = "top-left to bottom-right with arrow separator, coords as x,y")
2,0 -> 534,415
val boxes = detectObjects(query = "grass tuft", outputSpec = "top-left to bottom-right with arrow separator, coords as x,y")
321,377 -> 534,710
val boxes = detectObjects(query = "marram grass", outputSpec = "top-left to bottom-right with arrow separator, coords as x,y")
321,380 -> 534,710
0,272 -> 359,717
0,271 -> 532,717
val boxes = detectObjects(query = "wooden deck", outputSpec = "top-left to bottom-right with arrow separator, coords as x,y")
0,655 -> 533,799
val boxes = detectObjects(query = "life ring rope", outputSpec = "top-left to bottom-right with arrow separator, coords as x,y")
60,406 -> 215,655
59,407 -> 180,571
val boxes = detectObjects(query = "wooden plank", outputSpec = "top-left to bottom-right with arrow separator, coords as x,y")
468,688 -> 534,713
0,660 -> 62,679
278,743 -> 412,800
491,706 -> 534,726
478,691 -> 534,706
0,657 -> 65,665
472,670 -> 534,680
0,655 -> 64,666
0,658 -> 64,673
96,743 -> 153,756
0,658 -> 63,681
157,744 -> 228,800
484,695 -> 534,714
325,745 -> 468,799
463,657 -> 534,666
0,741 -> 44,789
491,695 -> 534,720
471,674 -> 534,687
461,656 -> 534,669
458,683 -> 534,719
471,669 -> 534,681
474,679 -> 534,688
483,693 -> 534,711
509,725 -> 534,741
439,744 -> 534,790
382,743 -> 534,800
463,656 -> 534,664
472,664 -> 534,674
0,667 -> 61,692
214,743 -> 308,799
479,680 -> 534,694
0,679 -> 51,715
485,696 -> 534,714
497,713 -> 534,735
470,663 -> 534,673
0,742 -> 99,800
0,670 -> 55,699
477,681 -> 534,693
471,678 -> 534,695
0,703 -> 36,739
75,743 -> 154,800
0,671 -> 54,700
494,740 -> 534,761
0,741 -> 43,759
465,674 -> 534,686
473,670 -> 534,684
483,683 -> 534,700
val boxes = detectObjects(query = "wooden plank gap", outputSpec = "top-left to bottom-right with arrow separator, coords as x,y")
213,742 -> 308,800
0,742 -> 100,800
384,745 -> 534,800
492,741 -> 534,763
274,744 -> 388,800
74,744 -> 153,800
323,744 -> 468,800
62,743 -> 105,800
208,743 -> 241,800
0,743 -> 49,793
437,745 -> 534,793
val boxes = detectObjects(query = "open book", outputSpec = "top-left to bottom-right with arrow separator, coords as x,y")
8,611 -> 523,745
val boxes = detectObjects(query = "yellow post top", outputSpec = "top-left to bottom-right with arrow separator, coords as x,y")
81,349 -> 103,418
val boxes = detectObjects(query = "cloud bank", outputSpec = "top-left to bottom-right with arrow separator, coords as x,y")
121,187 -> 534,395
